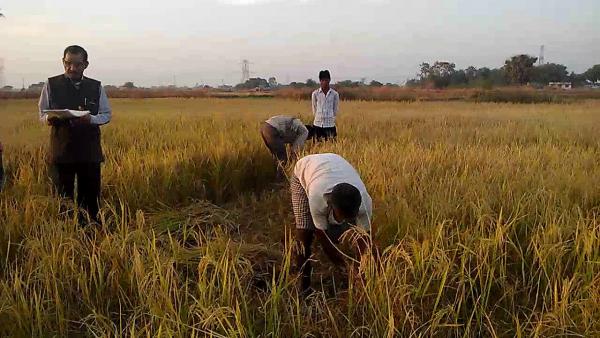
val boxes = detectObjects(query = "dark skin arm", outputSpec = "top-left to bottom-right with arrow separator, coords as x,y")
355,232 -> 381,265
47,116 -> 62,126
314,229 -> 346,266
298,224 -> 378,269
71,107 -> 91,126
47,106 -> 91,126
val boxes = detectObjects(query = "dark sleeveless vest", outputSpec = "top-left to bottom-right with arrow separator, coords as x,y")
48,75 -> 104,163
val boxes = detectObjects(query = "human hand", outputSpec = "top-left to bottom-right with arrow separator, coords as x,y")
47,116 -> 61,126
70,114 -> 91,126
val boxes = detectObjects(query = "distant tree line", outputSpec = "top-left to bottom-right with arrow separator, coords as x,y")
234,56 -> 599,91
406,55 -> 600,89
103,57 -> 600,92
283,78 -> 399,89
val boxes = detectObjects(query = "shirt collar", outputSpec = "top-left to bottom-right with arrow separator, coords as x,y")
64,74 -> 84,88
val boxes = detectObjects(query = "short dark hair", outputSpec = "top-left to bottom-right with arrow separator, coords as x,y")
319,70 -> 331,80
330,183 -> 361,219
63,45 -> 88,62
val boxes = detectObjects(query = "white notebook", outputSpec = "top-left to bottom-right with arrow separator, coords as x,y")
44,109 -> 90,120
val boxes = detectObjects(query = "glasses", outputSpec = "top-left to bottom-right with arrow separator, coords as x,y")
63,60 -> 86,68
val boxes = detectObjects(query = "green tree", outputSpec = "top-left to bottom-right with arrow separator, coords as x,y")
405,79 -> 420,87
235,78 -> 268,90
431,61 -> 456,88
583,65 -> 600,82
369,80 -> 383,87
305,79 -> 318,87
531,63 -> 568,84
336,80 -> 361,88
431,61 -> 456,78
417,61 -> 456,88
465,66 -> 478,81
504,55 -> 538,85
449,70 -> 467,86
489,68 -> 507,85
476,67 -> 492,79
122,81 -> 136,89
418,62 -> 431,81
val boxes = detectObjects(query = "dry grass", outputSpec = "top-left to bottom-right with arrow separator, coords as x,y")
0,98 -> 599,336
275,86 -> 600,103
5,86 -> 600,103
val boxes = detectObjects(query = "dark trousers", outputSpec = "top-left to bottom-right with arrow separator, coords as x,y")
310,126 -> 337,141
51,162 -> 101,222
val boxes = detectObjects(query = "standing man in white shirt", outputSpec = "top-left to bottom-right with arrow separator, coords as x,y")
38,45 -> 112,225
311,70 -> 339,141
260,115 -> 309,177
290,153 -> 374,293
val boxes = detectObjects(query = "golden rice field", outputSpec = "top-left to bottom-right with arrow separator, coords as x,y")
0,98 -> 599,337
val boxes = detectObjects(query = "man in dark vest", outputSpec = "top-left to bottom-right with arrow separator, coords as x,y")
38,45 -> 112,224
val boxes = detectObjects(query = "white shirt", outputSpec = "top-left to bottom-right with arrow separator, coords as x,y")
38,79 -> 112,125
294,153 -> 372,231
311,87 -> 339,128
265,115 -> 309,151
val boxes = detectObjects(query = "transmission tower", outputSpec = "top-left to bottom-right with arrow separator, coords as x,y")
241,59 -> 250,84
539,45 -> 545,65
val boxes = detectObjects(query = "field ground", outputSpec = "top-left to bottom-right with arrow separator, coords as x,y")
0,98 -> 600,336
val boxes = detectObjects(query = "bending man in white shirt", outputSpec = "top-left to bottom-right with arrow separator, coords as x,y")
290,153 -> 374,293
260,115 -> 309,174
311,70 -> 339,141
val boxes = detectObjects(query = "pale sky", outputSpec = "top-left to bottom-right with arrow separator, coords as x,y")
0,0 -> 598,87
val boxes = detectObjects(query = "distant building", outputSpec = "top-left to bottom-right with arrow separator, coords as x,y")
27,82 -> 45,91
268,77 -> 278,88
548,82 -> 572,90
584,80 -> 600,89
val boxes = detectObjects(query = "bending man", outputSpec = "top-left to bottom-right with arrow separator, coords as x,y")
290,153 -> 374,293
261,115 -> 309,175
